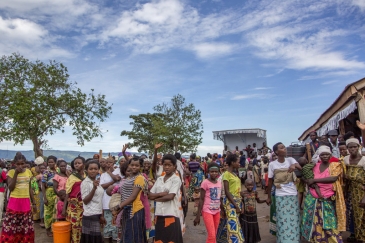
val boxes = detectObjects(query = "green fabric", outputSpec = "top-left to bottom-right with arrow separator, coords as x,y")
222,171 -> 241,197
302,163 -> 315,179
301,192 -> 337,240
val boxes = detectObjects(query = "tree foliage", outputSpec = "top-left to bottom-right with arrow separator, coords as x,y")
0,53 -> 112,158
121,94 -> 203,154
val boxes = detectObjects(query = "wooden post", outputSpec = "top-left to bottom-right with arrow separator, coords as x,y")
356,91 -> 365,146
306,143 -> 312,162
99,150 -> 102,159
339,120 -> 345,135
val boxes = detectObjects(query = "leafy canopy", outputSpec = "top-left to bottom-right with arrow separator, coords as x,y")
121,94 -> 203,154
0,53 -> 112,157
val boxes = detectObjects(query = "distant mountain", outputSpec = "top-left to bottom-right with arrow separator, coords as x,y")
0,149 -> 145,162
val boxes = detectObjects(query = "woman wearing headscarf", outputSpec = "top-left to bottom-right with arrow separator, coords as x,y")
31,156 -> 44,222
344,138 -> 365,242
301,146 -> 345,243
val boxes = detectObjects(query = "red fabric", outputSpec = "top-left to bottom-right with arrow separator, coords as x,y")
329,157 -> 339,163
0,209 -> 34,243
7,197 -> 31,212
265,173 -> 269,186
202,211 -> 220,243
0,171 -> 7,192
69,181 -> 82,199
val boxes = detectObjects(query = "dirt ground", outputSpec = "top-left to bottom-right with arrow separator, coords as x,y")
35,188 -> 350,242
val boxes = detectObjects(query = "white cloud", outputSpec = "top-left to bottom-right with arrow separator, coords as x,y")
191,42 -> 234,59
231,94 -> 262,100
0,16 -> 72,59
352,0 -> 365,11
321,80 -> 338,85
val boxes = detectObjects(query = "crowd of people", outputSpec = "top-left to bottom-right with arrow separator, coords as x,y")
0,127 -> 364,243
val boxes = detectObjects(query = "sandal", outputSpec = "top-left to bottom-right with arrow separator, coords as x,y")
39,223 -> 45,228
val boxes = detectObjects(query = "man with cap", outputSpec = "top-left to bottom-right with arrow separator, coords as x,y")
328,129 -> 340,158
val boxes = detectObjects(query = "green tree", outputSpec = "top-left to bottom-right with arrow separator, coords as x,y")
121,113 -> 167,153
121,94 -> 203,154
0,53 -> 112,158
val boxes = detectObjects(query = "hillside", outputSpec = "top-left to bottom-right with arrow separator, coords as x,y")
0,149 -> 125,162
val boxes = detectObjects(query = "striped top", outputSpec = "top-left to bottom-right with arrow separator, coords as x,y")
188,161 -> 200,173
120,174 -> 147,218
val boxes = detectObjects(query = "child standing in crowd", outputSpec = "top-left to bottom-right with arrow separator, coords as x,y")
42,155 -> 58,237
80,160 -> 105,243
56,190 -> 66,221
260,157 -> 268,190
194,163 -> 222,243
246,165 -> 256,191
240,179 -> 266,243
1,153 -> 36,243
193,186 -> 201,216
63,156 -> 86,243
100,158 -> 121,243
149,154 -> 183,243
296,157 -> 308,209
53,160 -> 68,221
118,157 -> 148,243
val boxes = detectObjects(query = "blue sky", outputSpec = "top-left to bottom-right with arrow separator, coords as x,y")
0,0 -> 365,156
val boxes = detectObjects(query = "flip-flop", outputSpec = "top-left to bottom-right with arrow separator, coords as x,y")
39,223 -> 45,228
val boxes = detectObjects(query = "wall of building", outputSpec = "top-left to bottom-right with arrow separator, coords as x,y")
223,133 -> 266,152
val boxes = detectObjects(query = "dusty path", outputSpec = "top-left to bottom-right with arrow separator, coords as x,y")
35,187 -> 350,242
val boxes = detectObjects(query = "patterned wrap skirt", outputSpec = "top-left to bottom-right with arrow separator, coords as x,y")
223,196 -> 244,243
0,198 -> 34,243
44,187 -> 57,229
216,217 -> 228,243
275,195 -> 300,243
66,198 -> 84,243
80,214 -> 103,243
154,215 -> 183,243
120,206 -> 147,243
269,195 -> 277,236
32,192 -> 41,221
103,209 -> 118,240
301,193 -> 343,243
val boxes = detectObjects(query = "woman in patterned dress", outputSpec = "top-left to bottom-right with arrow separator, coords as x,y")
42,155 -> 58,237
301,146 -> 345,243
1,153 -> 36,243
222,153 -> 244,243
344,138 -> 365,243
62,156 -> 86,243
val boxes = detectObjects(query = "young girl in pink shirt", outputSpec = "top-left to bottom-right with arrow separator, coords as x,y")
193,163 -> 222,243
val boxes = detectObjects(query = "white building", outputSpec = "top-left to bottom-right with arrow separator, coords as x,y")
212,128 -> 267,153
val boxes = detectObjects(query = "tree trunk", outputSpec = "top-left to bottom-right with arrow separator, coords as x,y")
31,137 -> 43,158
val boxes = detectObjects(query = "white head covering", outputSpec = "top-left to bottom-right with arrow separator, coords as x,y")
317,145 -> 332,155
34,156 -> 44,165
346,138 -> 360,146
